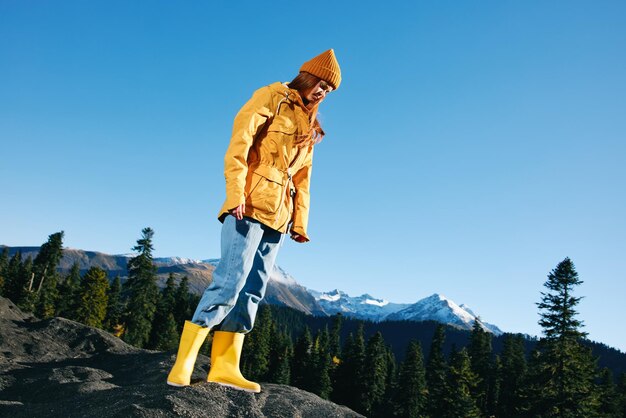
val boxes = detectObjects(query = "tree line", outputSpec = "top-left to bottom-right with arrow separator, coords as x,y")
0,230 -> 198,350
1,231 -> 625,417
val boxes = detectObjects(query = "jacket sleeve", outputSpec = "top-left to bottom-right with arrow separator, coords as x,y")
290,146 -> 314,242
222,87 -> 274,211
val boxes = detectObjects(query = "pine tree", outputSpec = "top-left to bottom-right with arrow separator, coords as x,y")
241,304 -> 272,381
618,373 -> 626,418
33,232 -> 64,318
498,333 -> 528,418
148,273 -> 180,350
173,276 -> 192,332
530,257 -> 600,417
327,314 -> 343,400
311,327 -> 333,399
123,227 -> 159,348
104,276 -> 124,333
4,252 -> 27,305
266,320 -> 292,384
333,324 -> 366,411
468,318 -> 492,415
382,345 -> 398,416
291,326 -> 314,391
395,340 -> 427,418
0,247 -> 9,295
487,355 -> 502,417
361,331 -> 390,416
445,348 -> 481,418
329,313 -> 343,360
75,267 -> 110,328
426,324 -> 449,417
597,368 -> 620,417
56,262 -> 81,319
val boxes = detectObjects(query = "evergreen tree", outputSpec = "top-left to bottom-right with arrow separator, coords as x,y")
104,276 -> 124,333
597,368 -> 620,417
18,256 -> 36,312
329,313 -> 343,360
148,273 -> 180,350
4,252 -> 27,305
444,348 -> 481,418
4,253 -> 36,312
123,227 -> 159,348
530,258 -> 600,417
0,247 -> 9,295
33,232 -> 64,318
56,262 -> 81,319
426,324 -> 449,417
333,324 -> 366,411
328,314 -> 343,395
291,326 -> 314,391
468,318 -> 491,415
173,276 -> 192,332
241,305 -> 272,381
361,331 -> 390,416
618,373 -> 626,418
75,267 -> 110,328
382,344 -> 398,416
498,333 -> 528,418
487,355 -> 502,417
395,340 -> 427,418
311,327 -> 333,399
266,320 -> 292,384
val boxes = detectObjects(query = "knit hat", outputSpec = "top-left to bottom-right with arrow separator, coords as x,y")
300,49 -> 342,90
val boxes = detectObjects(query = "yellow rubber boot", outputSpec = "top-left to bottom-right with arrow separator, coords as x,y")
207,331 -> 261,393
166,321 -> 209,387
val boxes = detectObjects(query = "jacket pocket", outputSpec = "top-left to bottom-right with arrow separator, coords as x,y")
246,165 -> 284,214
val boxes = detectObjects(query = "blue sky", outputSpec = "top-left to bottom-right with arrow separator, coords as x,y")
2,1 -> 625,351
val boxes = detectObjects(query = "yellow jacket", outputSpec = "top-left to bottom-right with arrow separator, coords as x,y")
218,82 -> 316,241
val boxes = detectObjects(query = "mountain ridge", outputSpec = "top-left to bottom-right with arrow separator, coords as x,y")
3,245 -> 499,333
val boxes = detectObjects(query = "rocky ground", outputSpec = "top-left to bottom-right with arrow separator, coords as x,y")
0,297 -> 363,417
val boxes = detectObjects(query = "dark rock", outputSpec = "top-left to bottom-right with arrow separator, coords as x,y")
0,297 -> 363,418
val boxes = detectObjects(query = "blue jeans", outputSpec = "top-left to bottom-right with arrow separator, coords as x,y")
191,215 -> 284,333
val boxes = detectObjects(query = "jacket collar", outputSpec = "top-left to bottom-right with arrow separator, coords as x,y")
269,82 -> 309,111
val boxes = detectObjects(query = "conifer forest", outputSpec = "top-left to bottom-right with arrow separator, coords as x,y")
1,229 -> 625,418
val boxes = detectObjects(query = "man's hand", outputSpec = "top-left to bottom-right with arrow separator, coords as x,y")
230,203 -> 245,220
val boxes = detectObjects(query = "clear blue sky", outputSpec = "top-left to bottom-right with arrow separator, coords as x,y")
2,1 -> 625,351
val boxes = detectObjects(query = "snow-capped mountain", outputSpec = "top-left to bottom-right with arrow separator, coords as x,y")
310,289 -> 411,322
387,294 -> 502,334
311,289 -> 503,335
126,256 -> 503,334
6,246 -> 503,334
153,256 -> 203,266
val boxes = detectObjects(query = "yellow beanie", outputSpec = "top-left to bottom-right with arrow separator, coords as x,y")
300,49 -> 342,90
